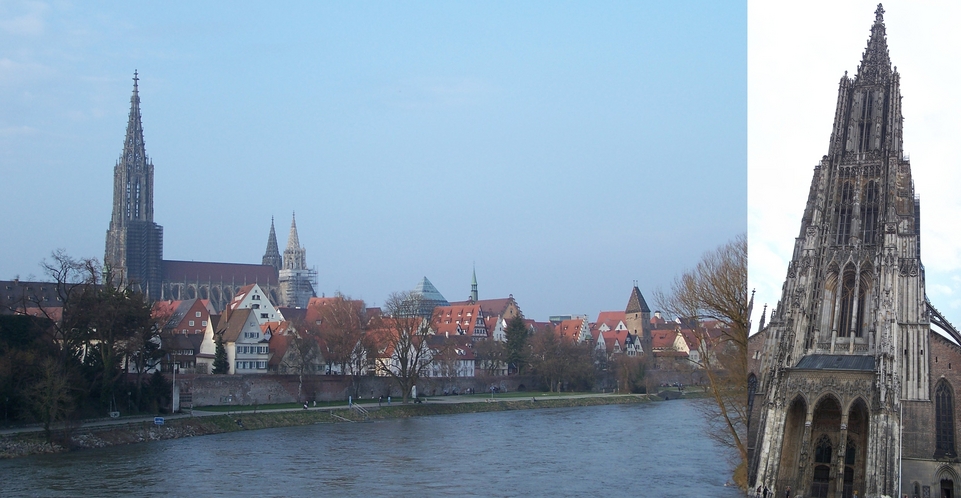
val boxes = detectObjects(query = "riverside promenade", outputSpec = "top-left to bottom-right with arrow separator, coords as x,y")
0,391 -> 654,438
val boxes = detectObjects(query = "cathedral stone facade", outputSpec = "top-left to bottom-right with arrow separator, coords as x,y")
104,72 -> 164,299
749,6 -> 961,498
104,74 -> 313,312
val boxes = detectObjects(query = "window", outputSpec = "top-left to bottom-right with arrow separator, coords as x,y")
202,321 -> 207,326
836,269 -> 865,338
196,311 -> 202,317
936,380 -> 956,458
188,320 -> 194,326
836,181 -> 854,244
814,435 -> 832,464
861,181 -> 879,244
252,303 -> 260,309
252,294 -> 260,301
261,313 -> 268,319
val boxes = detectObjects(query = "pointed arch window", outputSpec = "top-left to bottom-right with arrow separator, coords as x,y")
836,181 -> 854,244
814,434 -> 833,464
861,181 -> 879,244
936,380 -> 957,458
837,270 -> 864,337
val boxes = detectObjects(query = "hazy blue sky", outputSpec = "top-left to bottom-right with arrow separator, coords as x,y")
1,2 -> 746,321
749,1 -> 961,330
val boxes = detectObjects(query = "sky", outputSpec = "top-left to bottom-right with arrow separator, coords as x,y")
1,1 -> 746,322
749,1 -> 961,331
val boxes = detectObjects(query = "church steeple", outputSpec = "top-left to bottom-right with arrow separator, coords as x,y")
283,212 -> 306,271
856,4 -> 892,84
111,70 -> 154,226
262,216 -> 282,272
470,265 -> 478,303
105,71 -> 163,299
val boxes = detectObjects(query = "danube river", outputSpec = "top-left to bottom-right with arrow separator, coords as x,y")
1,399 -> 741,497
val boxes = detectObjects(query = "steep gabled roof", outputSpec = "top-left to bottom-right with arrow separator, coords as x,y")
625,286 -> 651,314
432,304 -> 487,337
217,308 -> 256,343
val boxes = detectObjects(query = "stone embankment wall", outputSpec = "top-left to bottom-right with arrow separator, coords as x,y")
182,374 -> 540,407
1,394 -> 648,459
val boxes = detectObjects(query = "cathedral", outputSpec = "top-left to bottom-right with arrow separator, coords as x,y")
749,6 -> 961,498
105,73 -> 315,312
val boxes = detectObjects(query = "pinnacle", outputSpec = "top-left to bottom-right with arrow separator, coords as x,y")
856,3 -> 892,83
286,212 -> 301,250
122,70 -> 146,164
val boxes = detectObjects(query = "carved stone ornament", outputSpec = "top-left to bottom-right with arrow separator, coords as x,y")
899,258 -> 919,277
885,222 -> 896,234
807,225 -> 818,238
883,247 -> 897,266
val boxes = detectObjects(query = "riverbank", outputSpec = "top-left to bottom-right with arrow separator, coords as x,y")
1,393 -> 654,459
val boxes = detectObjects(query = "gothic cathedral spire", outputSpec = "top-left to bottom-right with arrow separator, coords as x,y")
750,6 -> 929,495
278,212 -> 315,308
105,71 -> 163,299
262,216 -> 282,272
283,212 -> 306,271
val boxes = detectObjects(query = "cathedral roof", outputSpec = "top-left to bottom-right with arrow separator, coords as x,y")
163,260 -> 279,286
794,354 -> 876,372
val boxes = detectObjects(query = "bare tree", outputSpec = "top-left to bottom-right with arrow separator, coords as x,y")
528,325 -> 594,392
655,234 -> 748,486
375,291 -> 433,403
282,323 -> 322,402
314,294 -> 369,378
29,357 -> 74,444
473,338 -> 506,377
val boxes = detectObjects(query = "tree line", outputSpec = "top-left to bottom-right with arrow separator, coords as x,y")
0,252 -> 169,442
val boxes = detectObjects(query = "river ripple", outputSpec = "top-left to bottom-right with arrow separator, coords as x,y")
0,399 -> 742,497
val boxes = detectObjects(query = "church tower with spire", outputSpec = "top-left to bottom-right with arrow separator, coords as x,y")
750,6 -> 946,496
104,71 -> 163,299
278,213 -> 316,307
470,266 -> 478,303
262,217 -> 283,272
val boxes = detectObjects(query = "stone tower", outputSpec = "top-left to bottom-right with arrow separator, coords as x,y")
624,284 -> 651,356
262,217 -> 282,272
751,6 -> 926,496
278,213 -> 316,308
104,71 -> 163,299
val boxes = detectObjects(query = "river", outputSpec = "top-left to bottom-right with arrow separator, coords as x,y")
1,399 -> 742,497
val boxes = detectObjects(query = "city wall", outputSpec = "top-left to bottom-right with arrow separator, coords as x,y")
181,374 -> 541,407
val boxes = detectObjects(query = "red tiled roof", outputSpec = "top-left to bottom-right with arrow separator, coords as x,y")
449,297 -> 515,318
652,330 -> 681,350
555,318 -> 586,341
432,304 -> 487,338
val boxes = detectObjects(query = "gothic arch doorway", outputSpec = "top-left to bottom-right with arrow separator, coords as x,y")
844,398 -> 869,498
777,395 -> 807,493
941,479 -> 954,498
806,395 -> 843,498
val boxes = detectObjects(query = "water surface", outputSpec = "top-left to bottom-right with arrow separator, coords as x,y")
1,399 -> 741,497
